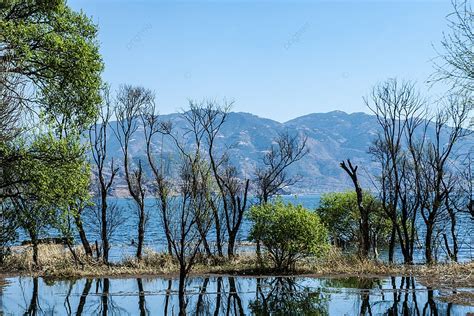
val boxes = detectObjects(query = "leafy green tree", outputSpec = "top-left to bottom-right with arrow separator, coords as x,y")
7,132 -> 90,266
0,200 -> 17,264
248,200 -> 329,271
316,191 -> 391,258
0,0 -> 103,132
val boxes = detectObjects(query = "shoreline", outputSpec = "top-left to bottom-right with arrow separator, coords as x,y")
2,254 -> 473,281
2,244 -> 473,306
2,256 -> 473,307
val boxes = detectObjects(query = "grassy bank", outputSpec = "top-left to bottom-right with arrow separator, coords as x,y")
0,244 -> 472,281
2,245 -> 473,306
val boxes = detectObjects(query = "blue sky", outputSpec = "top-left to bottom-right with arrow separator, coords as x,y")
69,0 -> 452,122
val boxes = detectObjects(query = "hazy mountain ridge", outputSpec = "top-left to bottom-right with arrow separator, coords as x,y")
104,110 -> 472,195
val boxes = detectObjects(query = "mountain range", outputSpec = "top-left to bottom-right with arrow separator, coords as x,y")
103,110 -> 472,195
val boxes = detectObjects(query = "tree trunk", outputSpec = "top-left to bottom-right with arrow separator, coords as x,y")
164,279 -> 172,316
228,230 -> 237,258
388,224 -> 396,263
137,278 -> 146,316
214,211 -> 223,257
178,267 -> 187,316
136,207 -> 145,260
425,223 -> 433,264
76,279 -> 92,316
28,277 -> 39,315
196,220 -> 212,258
361,213 -> 370,258
340,160 -> 370,258
101,197 -> 109,264
213,277 -> 222,316
101,278 -> 109,316
449,208 -> 458,262
28,229 -> 39,267
74,214 -> 92,257
256,240 -> 262,266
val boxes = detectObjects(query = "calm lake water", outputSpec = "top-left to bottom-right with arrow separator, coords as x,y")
1,275 -> 473,315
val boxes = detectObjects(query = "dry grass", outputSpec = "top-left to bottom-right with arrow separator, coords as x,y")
1,244 -> 473,289
438,292 -> 474,307
1,245 -> 473,306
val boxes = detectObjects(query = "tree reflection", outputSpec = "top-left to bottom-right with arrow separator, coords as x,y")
423,287 -> 439,316
3,275 -> 455,315
92,278 -> 127,315
249,277 -> 329,315
195,277 -> 210,315
26,277 -> 39,316
213,277 -> 223,316
76,279 -> 92,316
137,278 -> 148,316
226,277 -> 245,315
100,278 -> 109,316
164,279 -> 172,315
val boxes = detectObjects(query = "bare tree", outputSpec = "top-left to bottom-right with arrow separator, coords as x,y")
367,79 -> 426,264
369,79 -> 471,264
156,106 -> 217,259
182,104 -> 225,257
114,85 -> 154,260
89,87 -> 119,263
141,103 -> 174,256
340,159 -> 371,258
192,101 -> 250,258
218,161 -> 249,257
255,131 -> 309,204
159,147 -> 213,315
431,0 -> 473,92
418,95 -> 471,263
85,197 -> 125,261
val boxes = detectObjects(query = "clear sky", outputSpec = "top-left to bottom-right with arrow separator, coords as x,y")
69,0 -> 452,122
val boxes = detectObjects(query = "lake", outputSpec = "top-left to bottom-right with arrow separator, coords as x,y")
16,195 -> 474,263
1,275 -> 473,315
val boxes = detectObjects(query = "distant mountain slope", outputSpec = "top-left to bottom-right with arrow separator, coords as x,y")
102,110 -> 472,195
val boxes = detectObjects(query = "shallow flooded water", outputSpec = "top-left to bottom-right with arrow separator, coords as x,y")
1,275 -> 473,315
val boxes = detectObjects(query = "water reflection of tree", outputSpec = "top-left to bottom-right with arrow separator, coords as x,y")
26,277 -> 39,315
191,277 -> 245,315
92,278 -> 127,316
227,277 -> 245,315
195,277 -> 211,315
324,277 -> 377,315
137,278 -> 149,315
382,277 -> 441,315
164,279 -> 172,315
249,277 -> 329,315
64,279 -> 77,314
76,279 -> 93,316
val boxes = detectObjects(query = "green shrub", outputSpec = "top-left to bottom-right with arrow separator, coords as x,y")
248,199 -> 329,271
316,191 -> 391,254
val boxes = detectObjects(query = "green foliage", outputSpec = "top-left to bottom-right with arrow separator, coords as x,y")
248,199 -> 329,270
0,201 -> 17,264
8,132 -> 91,241
316,191 -> 391,250
0,0 -> 103,131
